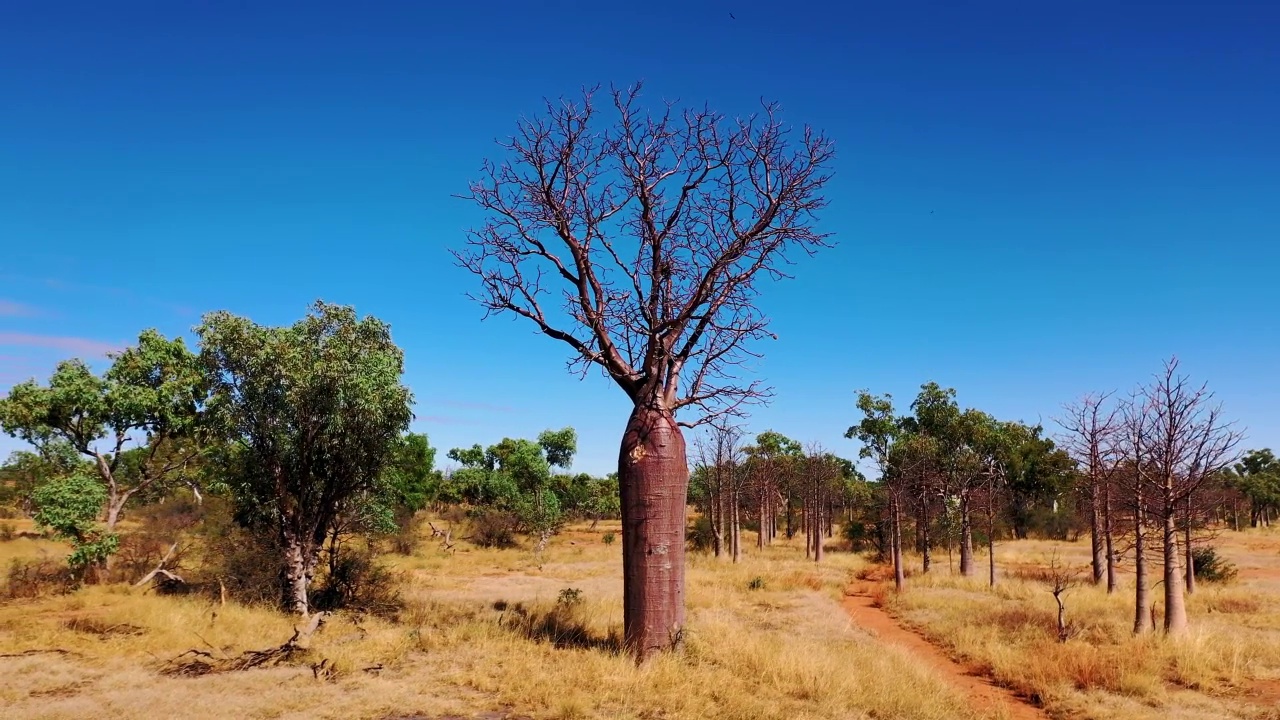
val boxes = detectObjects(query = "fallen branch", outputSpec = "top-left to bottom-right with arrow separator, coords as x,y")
134,542 -> 185,588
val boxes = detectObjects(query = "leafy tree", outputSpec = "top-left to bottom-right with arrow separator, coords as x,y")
198,301 -> 413,615
1227,449 -> 1280,527
31,473 -> 117,573
0,330 -> 205,532
0,441 -> 87,512
846,391 -> 906,590
456,84 -> 833,660
448,429 -> 579,553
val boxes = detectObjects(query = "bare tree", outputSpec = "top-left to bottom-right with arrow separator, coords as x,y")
1046,551 -> 1084,643
693,423 -> 743,559
1057,393 -> 1123,593
1119,392 -> 1154,634
456,84 -> 834,661
1137,358 -> 1242,634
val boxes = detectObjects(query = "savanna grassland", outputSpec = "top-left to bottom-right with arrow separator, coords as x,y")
3,510 -> 1279,720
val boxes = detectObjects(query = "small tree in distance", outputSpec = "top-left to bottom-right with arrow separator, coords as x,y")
456,83 -> 834,661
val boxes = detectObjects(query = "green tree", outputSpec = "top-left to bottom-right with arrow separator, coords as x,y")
0,330 -> 205,532
31,473 -> 117,573
198,301 -> 413,615
448,429 -> 579,553
1228,449 -> 1280,528
846,391 -> 905,590
0,440 -> 87,512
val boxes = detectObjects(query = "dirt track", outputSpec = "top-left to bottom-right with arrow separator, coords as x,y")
842,582 -> 1048,720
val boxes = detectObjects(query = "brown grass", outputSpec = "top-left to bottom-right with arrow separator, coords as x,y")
881,532 -> 1280,720
0,520 -> 986,720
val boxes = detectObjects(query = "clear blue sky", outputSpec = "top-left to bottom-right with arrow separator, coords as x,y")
1,1 -> 1277,475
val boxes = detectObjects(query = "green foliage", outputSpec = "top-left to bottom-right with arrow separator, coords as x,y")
1191,546 -> 1239,584
686,514 -> 717,552
0,330 -> 205,526
1226,449 -> 1280,525
557,587 -> 583,608
31,474 -> 118,570
446,428 -> 596,547
197,301 -> 413,609
602,532 -> 616,545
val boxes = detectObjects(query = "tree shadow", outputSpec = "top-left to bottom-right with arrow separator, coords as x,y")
494,599 -> 622,653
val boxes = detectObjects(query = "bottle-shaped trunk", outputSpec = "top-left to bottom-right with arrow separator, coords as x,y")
1163,507 -> 1189,634
1133,496 -> 1152,634
618,403 -> 689,662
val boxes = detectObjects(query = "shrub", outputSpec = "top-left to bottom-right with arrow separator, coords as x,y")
5,557 -> 78,599
557,587 -> 583,608
1191,546 -> 1238,584
469,509 -> 519,549
311,547 -> 404,619
602,532 -> 616,546
31,474 -> 118,573
686,515 -> 717,552
747,576 -> 765,591
0,521 -> 13,541
389,508 -> 421,555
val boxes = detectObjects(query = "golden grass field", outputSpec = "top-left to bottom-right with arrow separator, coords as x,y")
1,515 -> 1279,720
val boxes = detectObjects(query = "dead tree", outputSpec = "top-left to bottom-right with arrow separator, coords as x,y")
457,84 -> 834,662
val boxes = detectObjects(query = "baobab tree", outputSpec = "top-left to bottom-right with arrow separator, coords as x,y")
456,84 -> 834,661
1057,393 -> 1123,592
1137,358 -> 1241,633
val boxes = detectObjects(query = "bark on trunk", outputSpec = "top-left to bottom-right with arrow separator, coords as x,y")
1133,494 -> 1152,634
1163,507 -> 1188,634
958,493 -> 974,577
920,503 -> 932,574
618,404 -> 688,662
283,535 -> 311,616
1104,484 -> 1118,593
891,495 -> 905,592
1183,496 -> 1196,595
1090,491 -> 1105,585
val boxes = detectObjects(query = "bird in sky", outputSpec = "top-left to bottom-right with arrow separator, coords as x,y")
730,12 -> 736,20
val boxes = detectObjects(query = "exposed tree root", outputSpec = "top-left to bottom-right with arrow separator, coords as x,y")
161,611 -> 328,677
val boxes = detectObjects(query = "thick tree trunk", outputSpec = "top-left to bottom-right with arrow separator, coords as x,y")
282,534 -> 312,615
1133,495 -> 1152,635
618,403 -> 688,662
958,493 -> 974,577
1163,506 -> 1188,634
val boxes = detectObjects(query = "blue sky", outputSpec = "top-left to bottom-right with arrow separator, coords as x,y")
1,1 -> 1277,475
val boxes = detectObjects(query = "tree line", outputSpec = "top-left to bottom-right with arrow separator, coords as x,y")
0,302 -> 619,615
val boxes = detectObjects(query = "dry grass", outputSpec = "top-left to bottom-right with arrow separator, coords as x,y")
0,520 -> 988,720
882,532 -> 1280,720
